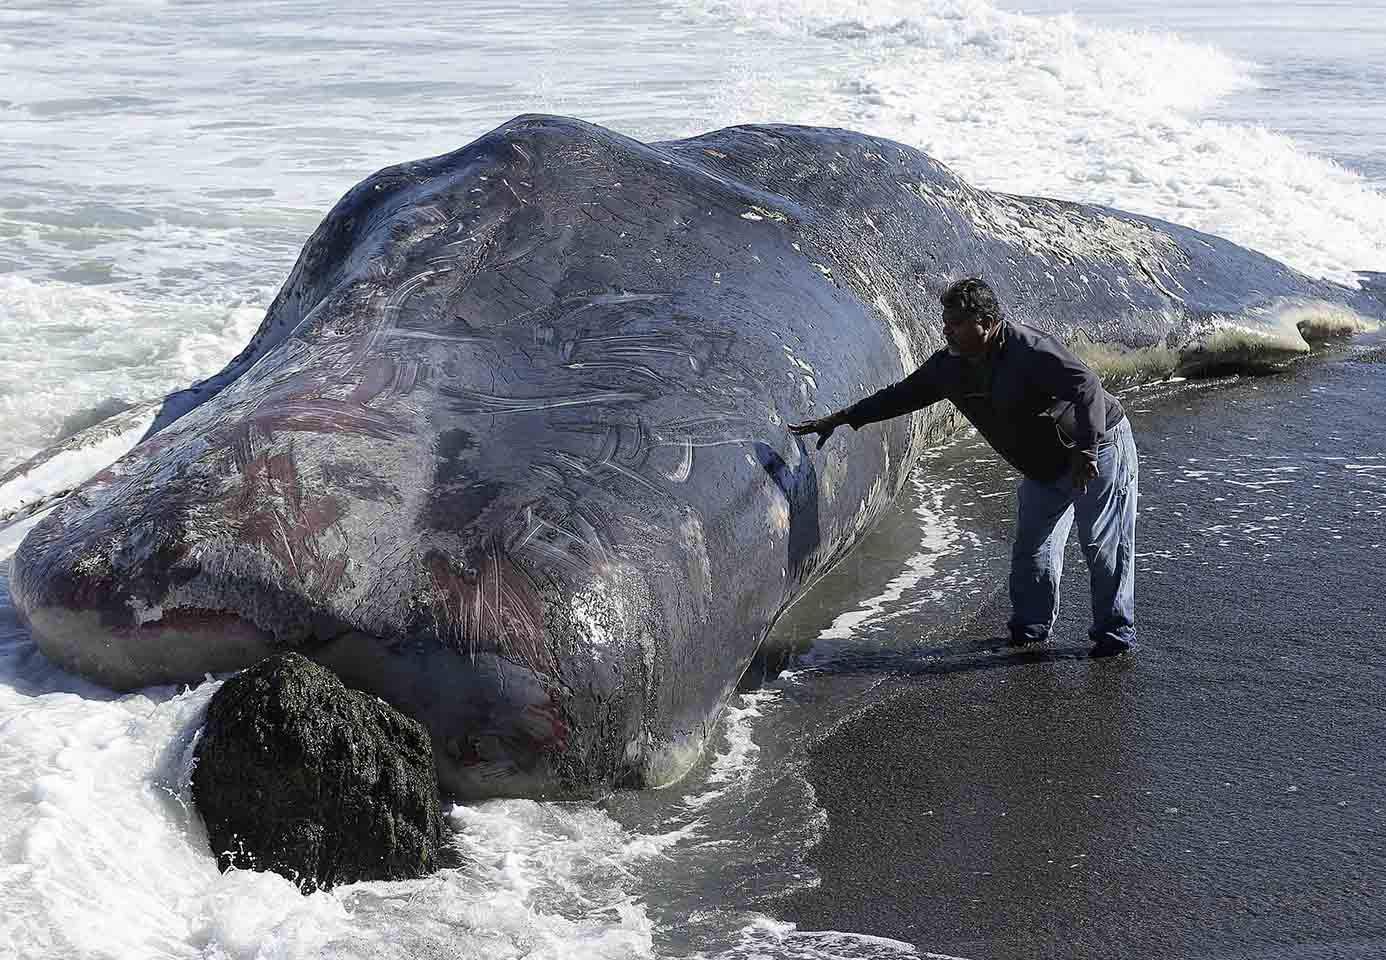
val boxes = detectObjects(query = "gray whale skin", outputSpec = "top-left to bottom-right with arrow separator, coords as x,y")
12,115 -> 1385,799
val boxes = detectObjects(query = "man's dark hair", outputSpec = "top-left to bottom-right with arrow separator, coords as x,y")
940,277 -> 1003,326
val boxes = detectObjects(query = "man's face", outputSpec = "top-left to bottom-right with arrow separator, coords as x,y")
942,306 -> 992,357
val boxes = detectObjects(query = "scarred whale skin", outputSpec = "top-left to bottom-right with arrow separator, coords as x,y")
11,115 -> 1384,799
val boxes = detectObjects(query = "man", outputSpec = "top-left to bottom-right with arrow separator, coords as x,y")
789,277 -> 1138,657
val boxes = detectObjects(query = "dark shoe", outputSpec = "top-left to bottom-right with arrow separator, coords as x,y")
1090,637 -> 1134,658
1007,630 -> 1051,648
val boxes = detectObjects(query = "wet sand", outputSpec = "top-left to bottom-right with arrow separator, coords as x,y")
778,342 -> 1386,959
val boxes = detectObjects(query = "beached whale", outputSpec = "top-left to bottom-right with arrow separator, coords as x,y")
8,115 -> 1384,799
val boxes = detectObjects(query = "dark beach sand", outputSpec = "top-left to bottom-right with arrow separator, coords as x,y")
778,339 -> 1386,959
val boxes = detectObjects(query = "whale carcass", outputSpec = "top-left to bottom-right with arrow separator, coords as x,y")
10,115 -> 1384,798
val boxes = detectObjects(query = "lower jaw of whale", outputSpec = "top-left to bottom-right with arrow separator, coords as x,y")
23,602 -> 277,691
23,596 -> 694,801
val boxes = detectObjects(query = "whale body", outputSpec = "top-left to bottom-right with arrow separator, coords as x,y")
10,115 -> 1384,798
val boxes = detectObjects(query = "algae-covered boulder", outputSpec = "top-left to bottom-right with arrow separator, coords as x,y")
192,652 -> 445,892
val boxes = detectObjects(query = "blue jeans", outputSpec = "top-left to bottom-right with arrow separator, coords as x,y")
1008,418 -> 1138,647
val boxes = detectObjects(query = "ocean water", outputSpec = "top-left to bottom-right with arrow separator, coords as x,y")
1,1 -> 1384,957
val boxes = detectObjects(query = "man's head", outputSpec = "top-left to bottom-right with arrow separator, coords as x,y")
940,277 -> 1002,358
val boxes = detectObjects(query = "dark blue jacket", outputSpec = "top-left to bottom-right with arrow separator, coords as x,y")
844,321 -> 1126,483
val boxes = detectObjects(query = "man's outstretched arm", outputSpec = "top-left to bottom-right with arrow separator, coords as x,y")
789,360 -> 944,449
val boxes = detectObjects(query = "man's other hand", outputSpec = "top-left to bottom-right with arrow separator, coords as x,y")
788,414 -> 843,450
1071,451 -> 1099,494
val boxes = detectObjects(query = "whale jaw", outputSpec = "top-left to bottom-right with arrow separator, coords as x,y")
20,602 -> 276,692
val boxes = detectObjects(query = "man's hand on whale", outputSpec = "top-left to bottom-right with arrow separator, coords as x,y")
785,277 -> 1138,658
788,413 -> 846,449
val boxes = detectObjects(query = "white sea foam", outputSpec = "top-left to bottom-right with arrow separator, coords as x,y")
0,406 -> 156,526
0,582 -> 898,959
690,0 -> 1386,286
681,688 -> 782,811
0,675 -> 666,959
691,916 -> 924,959
0,509 -> 53,559
0,607 -> 674,960
0,277 -> 261,472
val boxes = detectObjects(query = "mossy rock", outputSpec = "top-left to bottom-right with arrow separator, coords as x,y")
192,652 -> 445,892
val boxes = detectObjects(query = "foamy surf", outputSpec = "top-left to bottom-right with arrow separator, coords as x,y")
0,402 -> 158,529
687,0 -> 1386,286
0,504 -> 904,960
0,277 -> 262,473
0,586 -> 904,959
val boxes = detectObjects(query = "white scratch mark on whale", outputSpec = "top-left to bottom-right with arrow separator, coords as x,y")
665,438 -> 694,483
